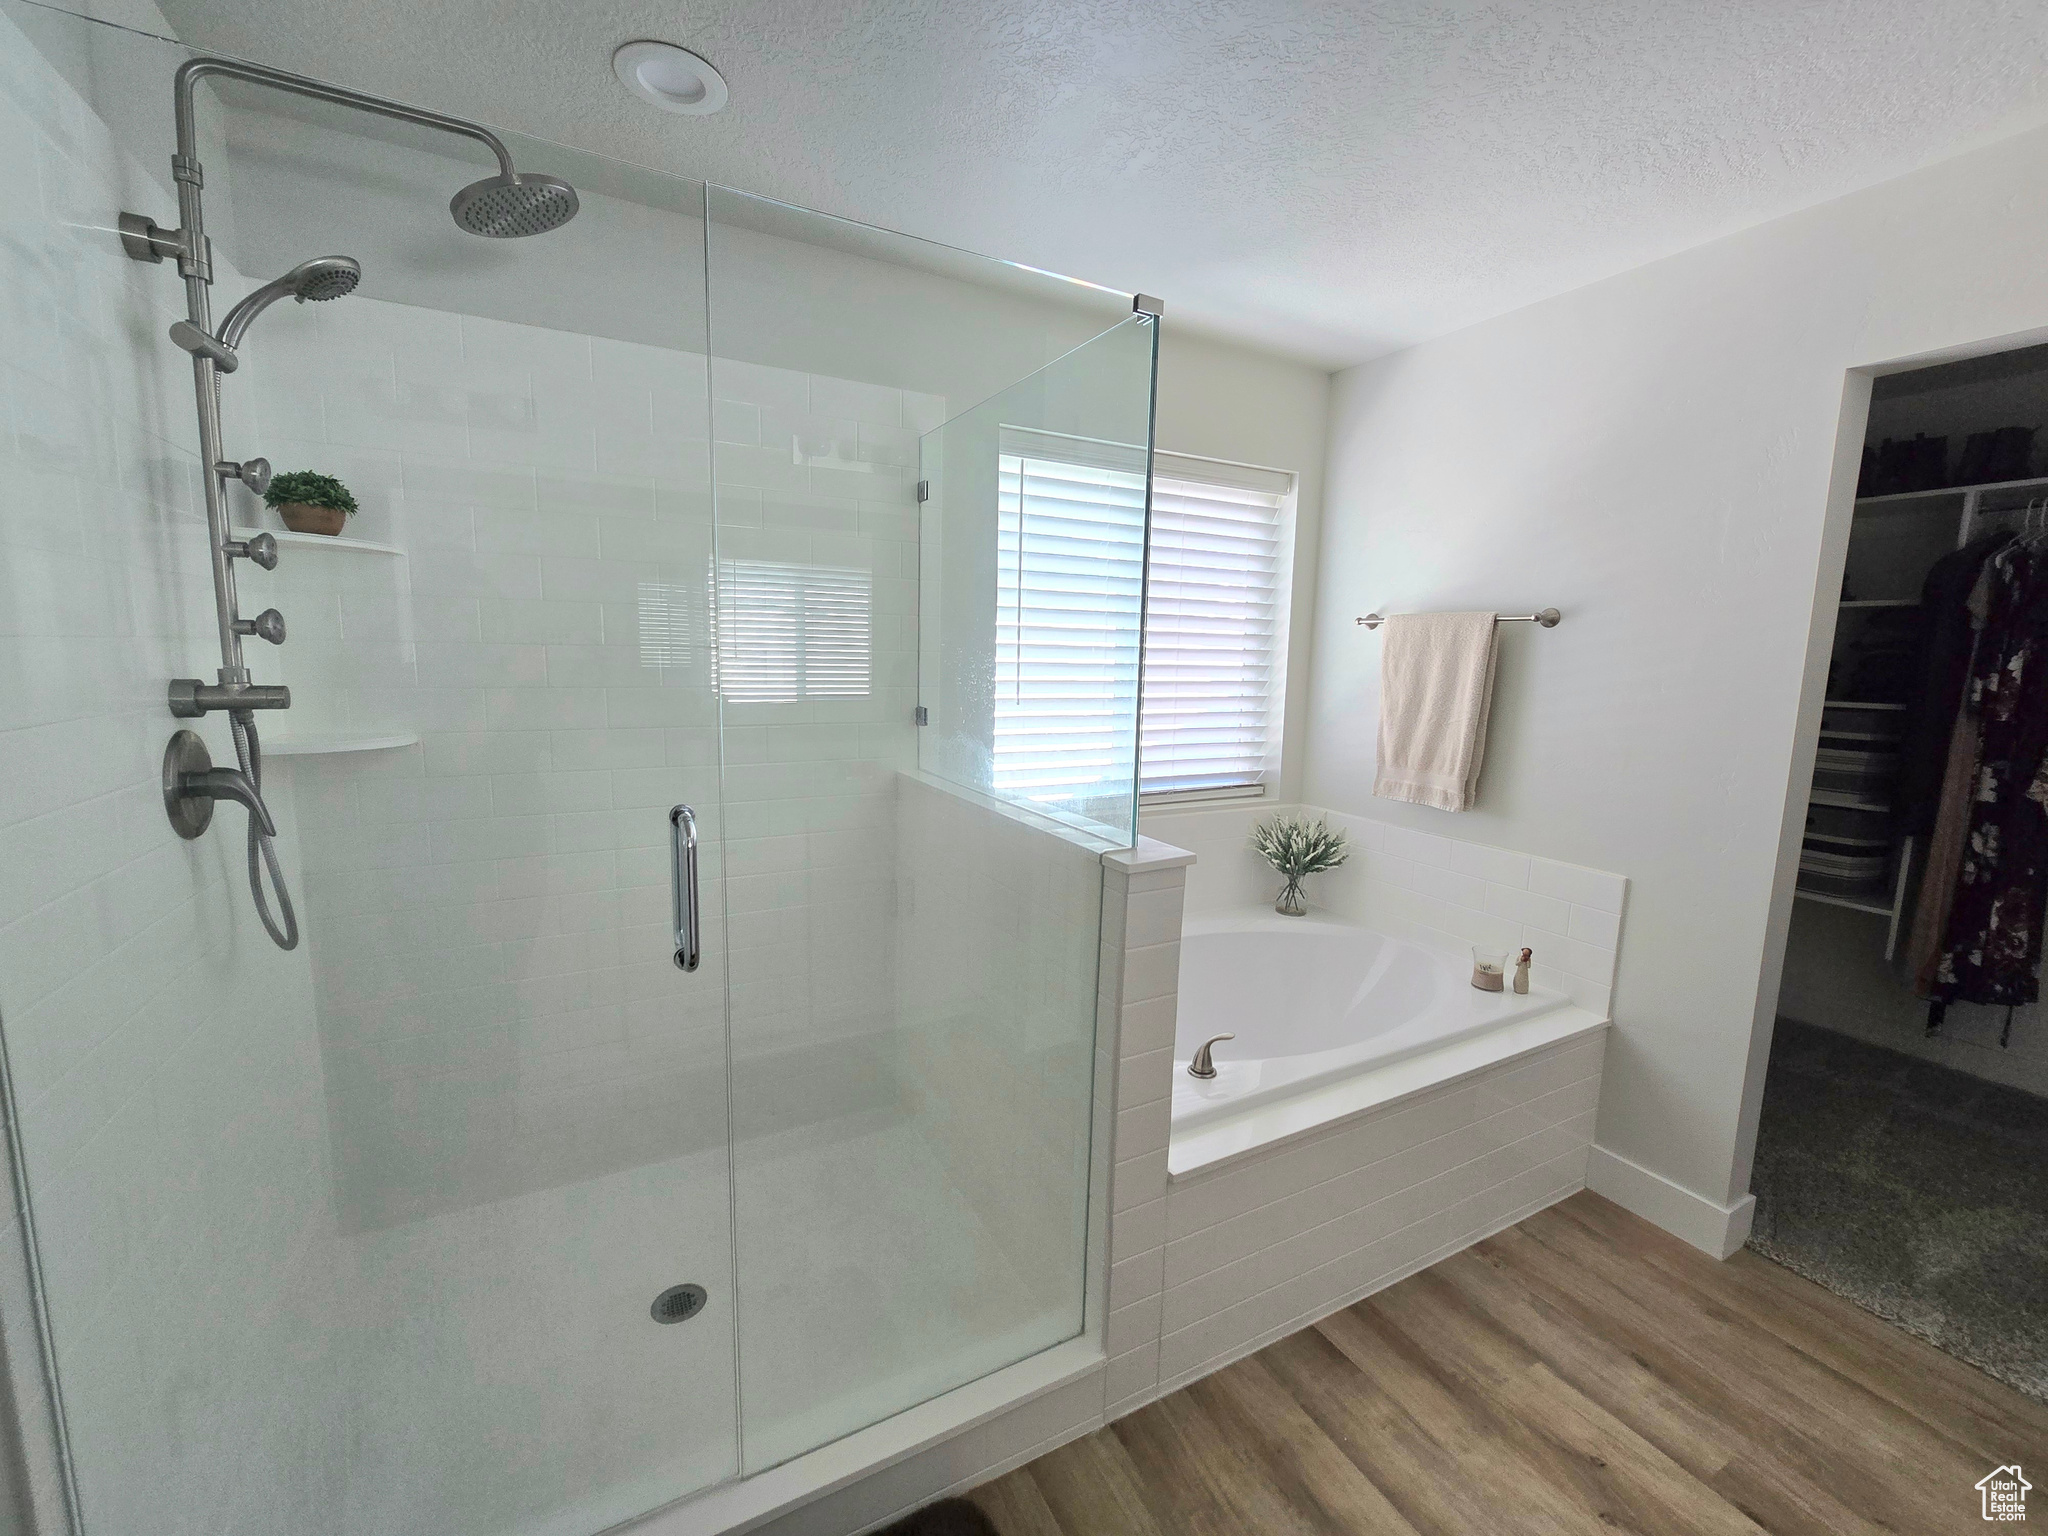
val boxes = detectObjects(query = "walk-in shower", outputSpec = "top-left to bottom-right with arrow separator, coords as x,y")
0,8 -> 1156,1536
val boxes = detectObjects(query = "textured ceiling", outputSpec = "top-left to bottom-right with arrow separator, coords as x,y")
151,0 -> 2048,368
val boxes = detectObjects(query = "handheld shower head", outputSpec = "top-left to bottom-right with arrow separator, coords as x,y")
288,255 -> 362,302
450,172 -> 579,238
215,256 -> 360,350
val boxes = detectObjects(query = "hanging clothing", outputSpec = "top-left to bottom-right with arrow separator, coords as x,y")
1896,533 -> 2013,833
1907,557 -> 2002,992
1910,707 -> 1985,992
1933,539 -> 2048,1008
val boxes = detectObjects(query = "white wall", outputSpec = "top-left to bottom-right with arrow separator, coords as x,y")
1303,116 -> 2048,1225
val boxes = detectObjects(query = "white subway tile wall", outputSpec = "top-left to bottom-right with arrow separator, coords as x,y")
0,24 -> 345,1533
232,295 -> 940,1234
727,776 -> 1108,1472
1100,855 -> 1188,1422
1152,1034 -> 1601,1392
235,295 -> 729,1228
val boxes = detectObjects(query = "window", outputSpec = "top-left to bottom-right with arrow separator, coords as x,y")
710,557 -> 872,703
990,435 -> 1292,805
1139,453 -> 1291,796
992,442 -> 1148,802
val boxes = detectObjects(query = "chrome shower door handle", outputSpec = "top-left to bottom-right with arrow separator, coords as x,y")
670,804 -> 700,973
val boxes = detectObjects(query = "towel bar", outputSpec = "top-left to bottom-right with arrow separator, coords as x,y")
1356,608 -> 1560,629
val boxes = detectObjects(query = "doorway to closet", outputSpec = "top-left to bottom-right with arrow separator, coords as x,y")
1758,342 -> 2048,1404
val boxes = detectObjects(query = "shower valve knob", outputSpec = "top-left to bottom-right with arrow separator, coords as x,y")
235,608 -> 287,645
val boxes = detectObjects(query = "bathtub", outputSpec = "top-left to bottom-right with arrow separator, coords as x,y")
1171,910 -> 1568,1133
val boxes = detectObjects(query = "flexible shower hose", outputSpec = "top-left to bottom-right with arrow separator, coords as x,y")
230,708 -> 298,951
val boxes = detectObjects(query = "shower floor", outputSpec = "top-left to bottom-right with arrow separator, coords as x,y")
326,1103 -> 1074,1533
735,1101 -> 1081,1472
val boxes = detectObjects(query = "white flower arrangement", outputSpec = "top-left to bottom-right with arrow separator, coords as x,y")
1249,814 -> 1350,915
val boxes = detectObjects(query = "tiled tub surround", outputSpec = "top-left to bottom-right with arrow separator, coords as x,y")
1083,803 -> 1620,1420
1144,799 -> 1628,1017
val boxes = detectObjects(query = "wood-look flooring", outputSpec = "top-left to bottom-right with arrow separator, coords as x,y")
968,1191 -> 2048,1535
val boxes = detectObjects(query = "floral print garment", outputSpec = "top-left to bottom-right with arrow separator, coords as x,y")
1935,539 -> 2048,1007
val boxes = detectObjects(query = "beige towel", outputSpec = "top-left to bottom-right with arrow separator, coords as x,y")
1373,611 -> 1498,812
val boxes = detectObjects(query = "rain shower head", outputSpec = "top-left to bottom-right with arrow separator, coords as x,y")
216,256 -> 362,350
449,172 -> 580,238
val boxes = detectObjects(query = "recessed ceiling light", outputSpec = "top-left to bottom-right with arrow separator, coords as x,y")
613,41 -> 728,116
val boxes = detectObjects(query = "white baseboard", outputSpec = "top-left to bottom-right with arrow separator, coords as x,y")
1585,1144 -> 1755,1258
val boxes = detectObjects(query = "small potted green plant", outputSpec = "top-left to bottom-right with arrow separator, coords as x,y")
1250,813 -> 1350,916
263,470 -> 358,537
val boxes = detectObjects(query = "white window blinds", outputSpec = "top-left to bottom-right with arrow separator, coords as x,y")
993,439 -> 1148,803
991,434 -> 1292,803
711,558 -> 872,704
1139,454 -> 1291,795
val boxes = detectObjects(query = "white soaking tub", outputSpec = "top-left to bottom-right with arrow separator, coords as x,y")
1170,910 -> 1568,1134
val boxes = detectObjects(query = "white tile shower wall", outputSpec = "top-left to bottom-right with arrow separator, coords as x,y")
236,294 -> 932,1231
237,293 -> 729,1229
713,819 -> 1181,1536
892,776 -> 1101,1295
1144,800 -> 1628,1017
0,15 -> 346,1534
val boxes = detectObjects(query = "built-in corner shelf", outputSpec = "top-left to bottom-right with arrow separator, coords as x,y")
1838,598 -> 1919,609
263,732 -> 420,756
232,527 -> 405,557
1822,699 -> 1906,711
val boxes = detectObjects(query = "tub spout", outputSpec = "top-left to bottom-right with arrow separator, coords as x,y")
1187,1033 -> 1235,1080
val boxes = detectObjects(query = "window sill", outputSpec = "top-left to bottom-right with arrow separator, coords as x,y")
1139,783 -> 1269,808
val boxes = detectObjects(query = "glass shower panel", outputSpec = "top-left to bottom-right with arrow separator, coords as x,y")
0,10 -> 737,1534
919,320 -> 1158,835
704,188 -> 1154,1471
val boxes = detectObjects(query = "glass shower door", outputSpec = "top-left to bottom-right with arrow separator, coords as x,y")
704,185 -> 1157,1471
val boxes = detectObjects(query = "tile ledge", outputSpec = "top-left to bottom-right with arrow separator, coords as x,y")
1165,1005 -> 1609,1181
1104,836 -> 1197,874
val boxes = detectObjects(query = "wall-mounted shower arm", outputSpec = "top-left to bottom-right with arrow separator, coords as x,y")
172,55 -> 518,189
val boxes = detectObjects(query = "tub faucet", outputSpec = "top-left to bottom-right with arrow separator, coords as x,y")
1187,1034 -> 1235,1080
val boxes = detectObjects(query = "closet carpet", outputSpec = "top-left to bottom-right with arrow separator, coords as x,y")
1749,1016 -> 2048,1401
